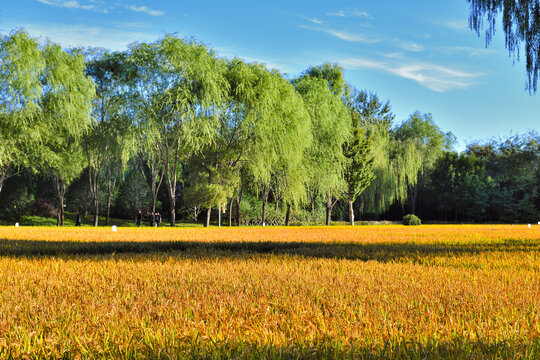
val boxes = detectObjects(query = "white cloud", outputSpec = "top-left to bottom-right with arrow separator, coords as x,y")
213,46 -> 295,74
340,57 -> 482,92
326,9 -> 372,19
441,46 -> 497,58
306,17 -> 324,25
439,20 -> 468,31
326,10 -> 346,17
300,25 -> 380,44
399,42 -> 425,52
14,22 -> 161,51
126,5 -> 164,17
36,0 -> 105,12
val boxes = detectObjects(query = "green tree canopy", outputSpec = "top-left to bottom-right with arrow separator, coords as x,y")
468,0 -> 540,92
0,30 -> 46,193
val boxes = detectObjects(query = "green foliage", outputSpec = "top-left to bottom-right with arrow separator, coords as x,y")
468,0 -> 540,92
343,89 -> 377,224
129,35 -> 228,226
0,30 -> 46,191
402,214 -> 421,225
115,170 -> 152,216
0,177 -> 35,221
295,74 -> 349,200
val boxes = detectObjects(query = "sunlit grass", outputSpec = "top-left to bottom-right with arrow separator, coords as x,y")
0,225 -> 539,359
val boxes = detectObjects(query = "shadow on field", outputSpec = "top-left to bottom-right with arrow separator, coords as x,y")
1,337 -> 538,359
0,237 -> 538,261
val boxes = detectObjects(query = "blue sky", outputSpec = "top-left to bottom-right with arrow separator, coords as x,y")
2,0 -> 538,150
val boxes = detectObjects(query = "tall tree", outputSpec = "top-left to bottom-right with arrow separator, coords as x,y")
40,43 -> 95,226
0,30 -> 45,194
356,94 -> 397,217
295,66 -> 349,226
343,89 -> 376,225
468,0 -> 540,92
84,50 -> 131,226
393,112 -> 454,214
130,35 -> 227,226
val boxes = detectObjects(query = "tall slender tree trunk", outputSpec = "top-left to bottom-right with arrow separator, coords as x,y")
235,178 -> 244,226
106,194 -> 112,226
0,172 -> 5,194
88,167 -> 100,227
348,197 -> 355,226
325,193 -> 336,226
105,172 -> 116,226
285,203 -> 291,226
168,184 -> 176,227
54,176 -> 66,226
261,185 -> 269,226
228,197 -> 233,226
410,184 -> 418,215
205,207 -> 211,227
93,195 -> 99,226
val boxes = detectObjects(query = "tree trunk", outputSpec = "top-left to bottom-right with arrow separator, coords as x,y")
105,173 -> 117,226
410,184 -> 418,215
285,203 -> 291,226
274,198 -> 280,212
235,181 -> 244,226
168,187 -> 176,227
55,177 -> 66,226
88,168 -> 100,227
228,197 -> 233,226
106,193 -> 112,226
348,198 -> 354,226
261,185 -> 269,226
325,193 -> 335,226
205,206 -> 211,227
93,195 -> 99,227
0,172 -> 5,194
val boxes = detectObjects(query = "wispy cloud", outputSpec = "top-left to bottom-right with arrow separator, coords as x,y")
399,42 -> 425,52
305,17 -> 324,25
14,22 -> 161,50
300,25 -> 380,44
36,0 -> 106,12
126,5 -> 164,17
214,46 -> 296,74
439,20 -> 468,31
326,9 -> 372,19
441,46 -> 497,58
340,57 -> 482,92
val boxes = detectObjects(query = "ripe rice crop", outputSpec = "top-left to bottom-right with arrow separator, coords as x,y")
0,225 -> 539,359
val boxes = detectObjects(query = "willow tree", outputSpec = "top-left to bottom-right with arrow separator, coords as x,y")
130,35 -> 227,226
84,50 -> 133,226
0,30 -> 45,194
468,0 -> 540,92
342,89 -> 376,225
295,73 -> 349,226
356,93 -> 398,217
40,43 -> 95,226
253,71 -> 311,226
393,112 -> 454,214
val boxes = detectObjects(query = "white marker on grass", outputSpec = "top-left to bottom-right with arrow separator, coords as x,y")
112,225 -> 117,232
15,222 -> 19,227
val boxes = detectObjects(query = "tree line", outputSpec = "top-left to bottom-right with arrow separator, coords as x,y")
1,29 -> 539,226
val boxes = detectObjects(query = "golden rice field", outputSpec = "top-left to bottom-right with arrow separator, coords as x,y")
0,225 -> 539,359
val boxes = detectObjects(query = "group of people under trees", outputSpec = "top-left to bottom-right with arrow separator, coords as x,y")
73,210 -> 162,227
136,210 -> 162,227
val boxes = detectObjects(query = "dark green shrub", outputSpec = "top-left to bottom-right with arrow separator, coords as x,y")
402,214 -> 421,225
